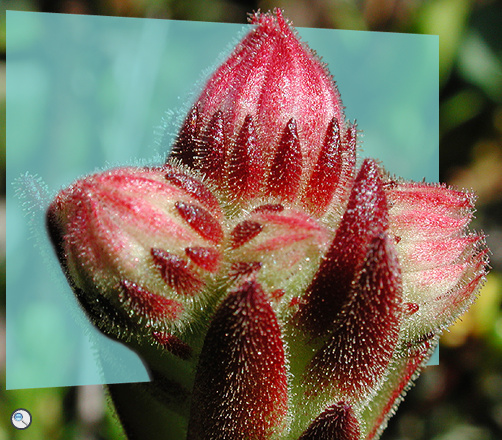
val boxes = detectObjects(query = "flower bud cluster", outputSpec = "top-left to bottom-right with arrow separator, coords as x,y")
47,10 -> 487,440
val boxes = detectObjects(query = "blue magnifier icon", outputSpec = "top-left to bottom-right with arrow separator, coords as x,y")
14,413 -> 23,421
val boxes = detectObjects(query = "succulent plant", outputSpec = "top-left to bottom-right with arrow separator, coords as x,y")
46,10 -> 488,440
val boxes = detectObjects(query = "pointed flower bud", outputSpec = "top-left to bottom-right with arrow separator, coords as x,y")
171,10 -> 355,212
386,182 -> 487,341
47,166 -> 223,350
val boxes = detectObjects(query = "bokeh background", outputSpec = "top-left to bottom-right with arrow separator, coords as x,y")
1,0 -> 501,439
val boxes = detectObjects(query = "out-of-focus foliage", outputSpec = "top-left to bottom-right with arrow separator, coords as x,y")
1,0 -> 501,439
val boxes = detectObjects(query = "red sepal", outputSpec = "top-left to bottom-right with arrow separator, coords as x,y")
188,280 -> 288,439
305,232 -> 402,400
297,158 -> 389,338
298,401 -> 360,440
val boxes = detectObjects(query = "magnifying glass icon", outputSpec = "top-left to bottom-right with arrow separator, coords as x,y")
11,409 -> 31,429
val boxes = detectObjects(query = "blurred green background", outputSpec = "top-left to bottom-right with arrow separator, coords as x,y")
1,0 -> 501,439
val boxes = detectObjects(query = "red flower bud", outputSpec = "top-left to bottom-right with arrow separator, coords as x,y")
387,182 -> 487,340
171,10 -> 355,211
46,166 -> 223,347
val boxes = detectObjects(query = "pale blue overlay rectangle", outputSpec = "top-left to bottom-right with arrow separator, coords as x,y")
6,11 -> 438,389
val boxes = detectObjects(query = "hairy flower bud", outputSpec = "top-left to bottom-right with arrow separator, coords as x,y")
47,166 -> 223,351
387,182 -> 487,341
171,10 -> 356,212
